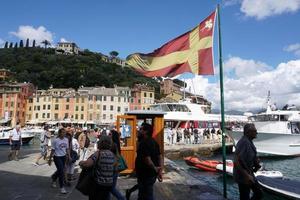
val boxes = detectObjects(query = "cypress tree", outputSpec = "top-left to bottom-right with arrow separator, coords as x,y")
9,42 -> 13,48
19,40 -> 24,47
4,42 -> 8,48
14,42 -> 18,48
25,38 -> 29,48
32,40 -> 36,47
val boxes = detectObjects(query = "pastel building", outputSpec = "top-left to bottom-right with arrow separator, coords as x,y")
130,84 -> 155,110
0,83 -> 35,126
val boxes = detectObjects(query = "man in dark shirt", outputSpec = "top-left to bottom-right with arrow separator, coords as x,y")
135,123 -> 163,200
233,123 -> 263,200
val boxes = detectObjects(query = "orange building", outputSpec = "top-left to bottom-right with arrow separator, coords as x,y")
130,84 -> 155,111
0,83 -> 35,126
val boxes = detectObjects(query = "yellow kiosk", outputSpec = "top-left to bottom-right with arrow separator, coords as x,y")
116,110 -> 165,174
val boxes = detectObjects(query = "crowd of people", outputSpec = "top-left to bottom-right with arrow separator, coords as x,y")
166,127 -> 225,145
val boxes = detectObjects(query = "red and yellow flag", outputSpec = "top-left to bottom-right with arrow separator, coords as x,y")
126,11 -> 216,77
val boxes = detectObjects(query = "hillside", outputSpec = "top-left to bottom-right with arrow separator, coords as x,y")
0,47 -> 160,95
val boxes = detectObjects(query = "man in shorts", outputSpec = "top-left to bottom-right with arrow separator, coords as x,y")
8,125 -> 22,161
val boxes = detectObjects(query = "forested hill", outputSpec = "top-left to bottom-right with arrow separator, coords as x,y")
0,47 -> 159,91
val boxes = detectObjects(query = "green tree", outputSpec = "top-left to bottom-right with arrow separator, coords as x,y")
41,40 -> 50,49
9,42 -> 13,48
25,38 -> 29,48
14,42 -> 18,48
4,42 -> 8,48
19,40 -> 24,47
109,51 -> 119,58
32,40 -> 36,47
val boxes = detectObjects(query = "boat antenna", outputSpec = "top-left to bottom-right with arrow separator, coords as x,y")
266,91 -> 272,113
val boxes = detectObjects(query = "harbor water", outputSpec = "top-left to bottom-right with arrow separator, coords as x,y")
1,138 -> 300,200
175,153 -> 300,200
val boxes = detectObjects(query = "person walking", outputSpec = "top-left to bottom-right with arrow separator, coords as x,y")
65,129 -> 79,185
78,130 -> 87,161
48,128 -> 71,194
109,130 -> 125,200
79,135 -> 115,200
8,125 -> 22,161
34,126 -> 51,165
233,123 -> 263,200
135,123 -> 163,200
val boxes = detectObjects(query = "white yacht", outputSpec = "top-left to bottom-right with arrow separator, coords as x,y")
228,95 -> 300,156
0,128 -> 35,145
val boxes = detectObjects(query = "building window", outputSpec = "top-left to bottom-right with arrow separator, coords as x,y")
48,105 -> 51,110
17,103 -> 20,108
81,106 -> 84,111
66,105 -> 69,110
103,96 -> 106,101
117,106 -> 121,112
103,114 -> 106,120
144,93 -> 147,97
55,104 -> 59,110
150,93 -> 153,98
55,98 -> 59,103
5,102 -> 8,107
76,98 -> 79,103
75,106 -> 78,111
110,105 -> 113,111
66,98 -> 70,102
103,105 -> 106,110
42,113 -> 45,118
75,114 -> 78,119
34,106 -> 36,111
29,106 -> 31,111
138,99 -> 141,104
43,105 -> 46,110
118,97 -> 121,102
37,106 -> 40,111
110,114 -> 113,120
37,97 -> 39,103
81,114 -> 84,119
54,113 -> 58,119
97,105 -> 100,109
36,113 -> 38,118
89,114 -> 92,120
11,102 -> 14,107
47,113 -> 50,118
125,107 -> 128,112
111,96 -> 114,101
64,113 -> 68,119
81,98 -> 84,103
44,97 -> 46,101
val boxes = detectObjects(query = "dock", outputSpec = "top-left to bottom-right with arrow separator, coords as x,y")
0,147 -> 225,200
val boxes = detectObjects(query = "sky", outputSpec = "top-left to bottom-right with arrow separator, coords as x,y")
1,0 -> 300,112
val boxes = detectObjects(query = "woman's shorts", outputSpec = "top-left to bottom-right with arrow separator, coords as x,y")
40,145 -> 48,156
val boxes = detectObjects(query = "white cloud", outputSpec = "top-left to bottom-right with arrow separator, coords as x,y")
284,43 -> 300,56
60,38 -> 68,42
224,56 -> 271,78
185,58 -> 300,111
240,0 -> 300,20
10,25 -> 54,46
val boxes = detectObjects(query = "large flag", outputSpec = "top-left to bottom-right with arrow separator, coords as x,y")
126,11 -> 216,78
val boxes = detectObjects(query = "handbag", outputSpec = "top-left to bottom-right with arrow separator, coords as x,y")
76,152 -> 99,195
118,155 -> 128,172
71,150 -> 79,163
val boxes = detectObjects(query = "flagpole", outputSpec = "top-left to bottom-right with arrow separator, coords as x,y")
217,4 -> 227,198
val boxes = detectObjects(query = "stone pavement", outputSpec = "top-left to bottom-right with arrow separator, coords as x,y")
0,147 -> 225,200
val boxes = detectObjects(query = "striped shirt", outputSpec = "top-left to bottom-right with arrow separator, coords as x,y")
92,150 -> 115,186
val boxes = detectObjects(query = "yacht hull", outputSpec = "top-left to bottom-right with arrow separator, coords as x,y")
228,131 -> 300,156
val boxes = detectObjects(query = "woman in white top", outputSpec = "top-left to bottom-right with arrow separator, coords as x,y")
48,128 -> 71,194
65,129 -> 79,184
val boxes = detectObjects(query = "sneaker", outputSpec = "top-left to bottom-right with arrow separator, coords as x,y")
51,181 -> 57,188
60,187 -> 67,194
33,162 -> 39,166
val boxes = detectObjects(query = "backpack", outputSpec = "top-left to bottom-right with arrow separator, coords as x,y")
84,136 -> 90,148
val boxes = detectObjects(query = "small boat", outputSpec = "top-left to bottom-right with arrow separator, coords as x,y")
216,160 -> 283,178
0,130 -> 35,145
257,176 -> 300,199
184,156 -> 222,172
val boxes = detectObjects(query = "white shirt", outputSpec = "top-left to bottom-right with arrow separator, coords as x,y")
10,128 -> 22,141
51,137 -> 69,157
71,138 -> 80,153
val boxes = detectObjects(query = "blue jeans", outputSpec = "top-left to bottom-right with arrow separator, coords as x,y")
52,156 -> 66,188
137,176 -> 156,200
109,172 -> 125,200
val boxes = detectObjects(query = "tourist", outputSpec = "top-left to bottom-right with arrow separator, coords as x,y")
79,135 -> 115,200
233,123 -> 263,200
48,128 -> 71,194
78,130 -> 87,160
135,123 -> 163,200
109,129 -> 125,200
8,124 -> 22,161
34,126 -> 51,165
65,128 -> 79,185
193,128 -> 199,144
